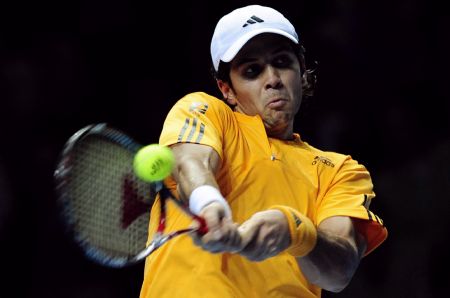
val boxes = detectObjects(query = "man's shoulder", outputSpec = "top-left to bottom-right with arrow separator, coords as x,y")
170,92 -> 233,116
300,141 -> 353,168
179,92 -> 226,108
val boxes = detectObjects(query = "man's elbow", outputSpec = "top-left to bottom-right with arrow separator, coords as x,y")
322,278 -> 351,293
320,255 -> 360,293
320,270 -> 354,293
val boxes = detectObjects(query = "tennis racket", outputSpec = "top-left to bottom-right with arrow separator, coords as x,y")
54,123 -> 208,268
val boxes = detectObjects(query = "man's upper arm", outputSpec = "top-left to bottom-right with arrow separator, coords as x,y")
171,143 -> 221,174
318,216 -> 367,259
159,93 -> 228,160
315,155 -> 387,255
169,143 -> 221,201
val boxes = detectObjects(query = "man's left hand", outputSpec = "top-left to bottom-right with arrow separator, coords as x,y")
237,209 -> 291,261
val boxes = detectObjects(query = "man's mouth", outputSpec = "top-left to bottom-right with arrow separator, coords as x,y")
267,99 -> 287,109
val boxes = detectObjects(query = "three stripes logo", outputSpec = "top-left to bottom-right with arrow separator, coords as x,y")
177,102 -> 209,144
243,15 -> 264,27
362,194 -> 384,226
177,117 -> 205,144
290,211 -> 302,228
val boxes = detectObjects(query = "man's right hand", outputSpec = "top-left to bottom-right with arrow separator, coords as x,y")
190,202 -> 242,254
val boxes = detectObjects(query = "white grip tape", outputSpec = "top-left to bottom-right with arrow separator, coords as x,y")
189,185 -> 231,217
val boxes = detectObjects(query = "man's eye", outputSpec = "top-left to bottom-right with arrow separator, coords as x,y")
273,56 -> 292,67
243,65 -> 261,78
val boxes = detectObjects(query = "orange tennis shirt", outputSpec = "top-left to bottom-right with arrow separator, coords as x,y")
140,92 -> 387,298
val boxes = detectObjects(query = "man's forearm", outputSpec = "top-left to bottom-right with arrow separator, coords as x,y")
297,221 -> 366,292
174,156 -> 219,201
171,143 -> 221,202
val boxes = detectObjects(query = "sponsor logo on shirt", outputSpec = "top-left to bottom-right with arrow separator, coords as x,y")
312,156 -> 335,167
290,211 -> 302,228
189,102 -> 209,115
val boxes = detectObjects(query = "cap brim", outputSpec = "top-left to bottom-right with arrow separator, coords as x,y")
221,28 -> 299,63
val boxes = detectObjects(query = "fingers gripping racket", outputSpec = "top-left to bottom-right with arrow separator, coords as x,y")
54,123 -> 207,268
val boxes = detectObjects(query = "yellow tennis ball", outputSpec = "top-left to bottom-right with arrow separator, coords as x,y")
133,144 -> 175,182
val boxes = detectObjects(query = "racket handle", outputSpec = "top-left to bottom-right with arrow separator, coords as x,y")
159,185 -> 208,235
194,215 -> 208,235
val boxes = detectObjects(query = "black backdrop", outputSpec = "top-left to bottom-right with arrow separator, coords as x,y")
1,0 -> 449,297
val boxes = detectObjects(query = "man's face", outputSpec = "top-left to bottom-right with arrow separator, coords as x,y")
223,34 -> 303,139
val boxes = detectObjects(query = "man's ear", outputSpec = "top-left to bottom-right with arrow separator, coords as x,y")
301,68 -> 316,98
301,71 -> 308,89
217,80 -> 237,105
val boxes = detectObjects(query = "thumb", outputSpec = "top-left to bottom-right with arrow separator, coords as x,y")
237,220 -> 259,250
200,202 -> 225,230
189,219 -> 200,230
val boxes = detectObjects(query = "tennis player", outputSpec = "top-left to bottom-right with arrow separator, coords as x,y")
140,5 -> 387,297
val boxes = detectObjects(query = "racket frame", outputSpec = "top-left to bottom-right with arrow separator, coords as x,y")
54,123 -> 207,268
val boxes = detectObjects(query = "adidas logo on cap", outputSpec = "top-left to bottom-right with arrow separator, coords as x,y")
242,15 -> 264,27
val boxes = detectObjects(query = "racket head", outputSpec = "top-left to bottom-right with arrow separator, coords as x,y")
54,123 -> 159,268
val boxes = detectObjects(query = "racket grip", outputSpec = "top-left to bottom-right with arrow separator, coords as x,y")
194,215 -> 208,235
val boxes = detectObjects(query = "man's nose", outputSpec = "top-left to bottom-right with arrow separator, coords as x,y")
264,66 -> 282,89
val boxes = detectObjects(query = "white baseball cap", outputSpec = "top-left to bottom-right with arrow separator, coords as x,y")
210,5 -> 299,71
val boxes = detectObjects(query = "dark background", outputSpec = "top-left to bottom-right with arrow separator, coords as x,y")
1,0 -> 449,297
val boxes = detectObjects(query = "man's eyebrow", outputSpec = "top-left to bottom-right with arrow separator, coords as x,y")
272,44 -> 292,53
234,44 -> 293,66
234,57 -> 257,66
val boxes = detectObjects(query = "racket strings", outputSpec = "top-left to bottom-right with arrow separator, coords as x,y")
66,136 -> 152,258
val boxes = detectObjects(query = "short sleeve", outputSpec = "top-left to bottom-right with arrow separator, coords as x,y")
159,92 -> 231,160
316,156 -> 388,256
